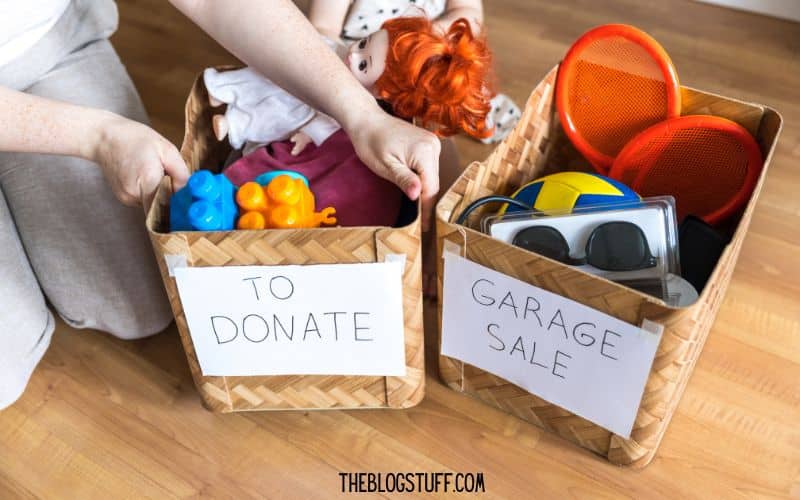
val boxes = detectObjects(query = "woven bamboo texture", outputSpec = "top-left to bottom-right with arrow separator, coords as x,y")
435,66 -> 782,467
146,71 -> 425,412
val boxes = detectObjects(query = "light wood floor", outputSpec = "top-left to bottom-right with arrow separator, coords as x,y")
2,0 -> 799,498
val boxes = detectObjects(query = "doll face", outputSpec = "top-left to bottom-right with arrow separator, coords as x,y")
346,29 -> 389,91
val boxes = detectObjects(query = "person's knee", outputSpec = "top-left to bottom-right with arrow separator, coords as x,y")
112,296 -> 173,340
57,293 -> 173,341
108,309 -> 173,341
54,277 -> 173,341
12,169 -> 176,341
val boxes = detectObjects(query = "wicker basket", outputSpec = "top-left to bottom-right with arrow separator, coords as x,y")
435,66 -> 782,467
146,71 -> 424,412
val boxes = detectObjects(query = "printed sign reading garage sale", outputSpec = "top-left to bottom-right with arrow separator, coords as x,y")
174,263 -> 406,377
441,253 -> 662,438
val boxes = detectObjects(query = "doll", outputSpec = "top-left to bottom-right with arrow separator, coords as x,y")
319,0 -> 521,144
204,15 -> 496,155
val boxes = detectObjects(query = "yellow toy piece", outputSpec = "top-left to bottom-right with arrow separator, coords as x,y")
236,175 -> 336,230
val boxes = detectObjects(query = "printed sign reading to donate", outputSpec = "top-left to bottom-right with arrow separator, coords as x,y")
440,253 -> 662,438
174,262 -> 406,377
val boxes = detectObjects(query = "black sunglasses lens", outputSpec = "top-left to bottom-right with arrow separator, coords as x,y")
512,226 -> 571,263
586,222 -> 656,271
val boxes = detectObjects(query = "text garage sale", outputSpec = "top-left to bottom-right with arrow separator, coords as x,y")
468,278 -> 624,380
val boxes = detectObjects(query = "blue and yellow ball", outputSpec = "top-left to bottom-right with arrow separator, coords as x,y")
502,171 -> 640,214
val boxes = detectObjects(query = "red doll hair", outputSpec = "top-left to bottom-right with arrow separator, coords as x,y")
374,16 -> 496,139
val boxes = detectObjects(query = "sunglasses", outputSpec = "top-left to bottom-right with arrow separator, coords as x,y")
512,221 -> 658,271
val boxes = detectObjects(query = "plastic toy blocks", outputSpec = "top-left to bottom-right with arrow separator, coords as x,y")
236,174 -> 336,230
170,170 -> 238,231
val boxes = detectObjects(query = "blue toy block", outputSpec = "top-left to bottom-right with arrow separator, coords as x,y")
254,170 -> 309,187
170,170 -> 238,231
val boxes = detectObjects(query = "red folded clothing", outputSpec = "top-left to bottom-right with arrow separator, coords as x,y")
224,130 -> 404,227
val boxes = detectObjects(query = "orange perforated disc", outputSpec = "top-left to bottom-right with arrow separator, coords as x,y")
556,24 -> 681,173
609,115 -> 763,225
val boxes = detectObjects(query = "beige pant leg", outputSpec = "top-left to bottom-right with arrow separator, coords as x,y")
0,40 -> 172,342
0,188 -> 54,410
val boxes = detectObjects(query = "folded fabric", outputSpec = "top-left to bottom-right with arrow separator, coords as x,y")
224,129 -> 404,228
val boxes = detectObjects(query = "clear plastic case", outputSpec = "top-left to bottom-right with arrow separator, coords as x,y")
482,197 -> 681,303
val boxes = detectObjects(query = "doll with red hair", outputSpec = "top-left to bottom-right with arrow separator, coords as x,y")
371,16 -> 495,139
205,15 -> 495,154
210,15 -> 494,229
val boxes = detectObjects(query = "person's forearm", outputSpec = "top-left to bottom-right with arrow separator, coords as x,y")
169,0 -> 379,133
0,85 -> 108,159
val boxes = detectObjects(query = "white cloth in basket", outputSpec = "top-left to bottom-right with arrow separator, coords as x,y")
203,37 -> 347,150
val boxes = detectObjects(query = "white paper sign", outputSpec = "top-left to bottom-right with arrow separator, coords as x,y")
174,263 -> 406,377
441,253 -> 662,438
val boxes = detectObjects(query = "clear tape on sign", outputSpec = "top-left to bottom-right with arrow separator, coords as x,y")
640,318 -> 665,338
443,238 -> 465,257
164,254 -> 188,277
384,253 -> 407,273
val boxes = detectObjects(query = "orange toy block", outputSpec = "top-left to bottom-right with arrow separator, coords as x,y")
235,175 -> 337,230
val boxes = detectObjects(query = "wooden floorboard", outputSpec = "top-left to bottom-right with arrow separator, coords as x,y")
1,0 -> 798,497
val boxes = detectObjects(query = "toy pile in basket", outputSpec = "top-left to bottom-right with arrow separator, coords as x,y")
455,24 -> 764,307
169,14 -> 503,232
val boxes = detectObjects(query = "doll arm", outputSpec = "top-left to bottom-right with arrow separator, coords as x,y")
434,0 -> 483,34
298,112 -> 341,146
0,85 -> 187,208
308,0 -> 352,40
289,132 -> 313,156
291,112 -> 341,156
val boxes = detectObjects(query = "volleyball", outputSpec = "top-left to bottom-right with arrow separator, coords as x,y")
502,171 -> 640,214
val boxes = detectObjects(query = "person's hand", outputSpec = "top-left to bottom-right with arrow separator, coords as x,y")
290,131 -> 313,156
346,112 -> 441,231
89,112 -> 189,211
